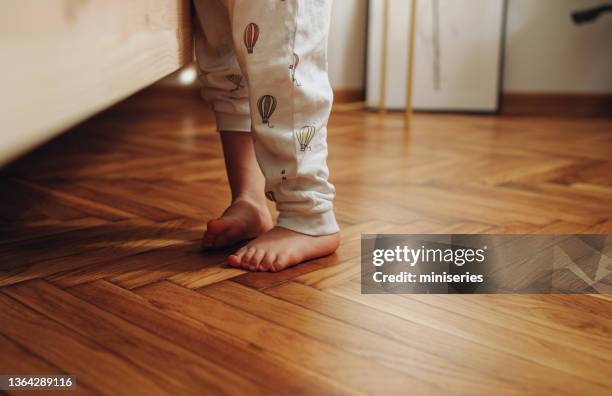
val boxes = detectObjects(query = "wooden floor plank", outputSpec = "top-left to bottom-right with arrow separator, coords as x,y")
0,333 -> 92,396
328,282 -> 612,389
68,280 -> 351,396
202,280 -> 575,395
0,217 -> 107,247
0,333 -> 63,376
406,294 -> 612,360
135,280 -> 442,395
0,218 -> 200,287
0,292 -> 164,395
27,178 -> 181,222
47,244 -> 228,289
0,178 -> 122,223
14,178 -> 135,221
4,280 -> 264,395
264,281 -> 607,396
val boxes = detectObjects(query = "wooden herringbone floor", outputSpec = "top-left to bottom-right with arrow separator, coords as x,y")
1,88 -> 611,395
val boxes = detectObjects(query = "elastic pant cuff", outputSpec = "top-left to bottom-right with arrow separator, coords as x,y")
277,210 -> 339,236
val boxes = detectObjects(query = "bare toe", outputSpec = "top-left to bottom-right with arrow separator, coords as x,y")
249,249 -> 266,271
227,254 -> 241,267
260,252 -> 276,272
271,253 -> 289,272
227,246 -> 248,267
242,247 -> 256,266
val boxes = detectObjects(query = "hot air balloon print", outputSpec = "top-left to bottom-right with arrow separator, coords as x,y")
225,74 -> 244,92
243,23 -> 259,54
226,74 -> 244,92
257,95 -> 277,127
297,126 -> 316,151
289,53 -> 300,86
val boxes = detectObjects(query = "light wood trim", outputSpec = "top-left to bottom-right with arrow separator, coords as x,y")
0,0 -> 193,166
378,0 -> 390,113
502,92 -> 612,117
405,0 -> 418,121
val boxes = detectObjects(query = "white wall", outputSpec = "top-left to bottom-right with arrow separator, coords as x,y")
327,0 -> 612,94
504,0 -> 612,93
328,0 -> 368,89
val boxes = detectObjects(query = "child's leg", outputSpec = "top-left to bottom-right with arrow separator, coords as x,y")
203,132 -> 274,248
221,0 -> 339,270
194,1 -> 273,249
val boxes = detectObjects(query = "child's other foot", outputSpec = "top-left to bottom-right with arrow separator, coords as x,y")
227,227 -> 340,272
202,197 -> 273,250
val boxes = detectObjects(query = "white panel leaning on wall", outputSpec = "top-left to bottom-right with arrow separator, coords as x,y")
367,0 -> 506,112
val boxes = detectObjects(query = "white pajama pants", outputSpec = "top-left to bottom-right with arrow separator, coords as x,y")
193,0 -> 339,236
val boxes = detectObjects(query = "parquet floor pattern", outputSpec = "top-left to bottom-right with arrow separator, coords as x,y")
1,88 -> 611,395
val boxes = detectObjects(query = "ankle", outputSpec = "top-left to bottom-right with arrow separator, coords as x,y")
231,193 -> 267,208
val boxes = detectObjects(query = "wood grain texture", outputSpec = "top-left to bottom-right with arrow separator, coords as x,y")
0,0 -> 192,166
502,92 -> 612,117
0,292 -> 161,395
5,280 -> 261,395
264,281 -> 609,395
0,86 -> 611,394
68,280 -> 351,396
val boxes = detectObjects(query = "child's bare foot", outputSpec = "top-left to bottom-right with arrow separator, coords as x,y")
227,227 -> 340,272
202,197 -> 274,250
